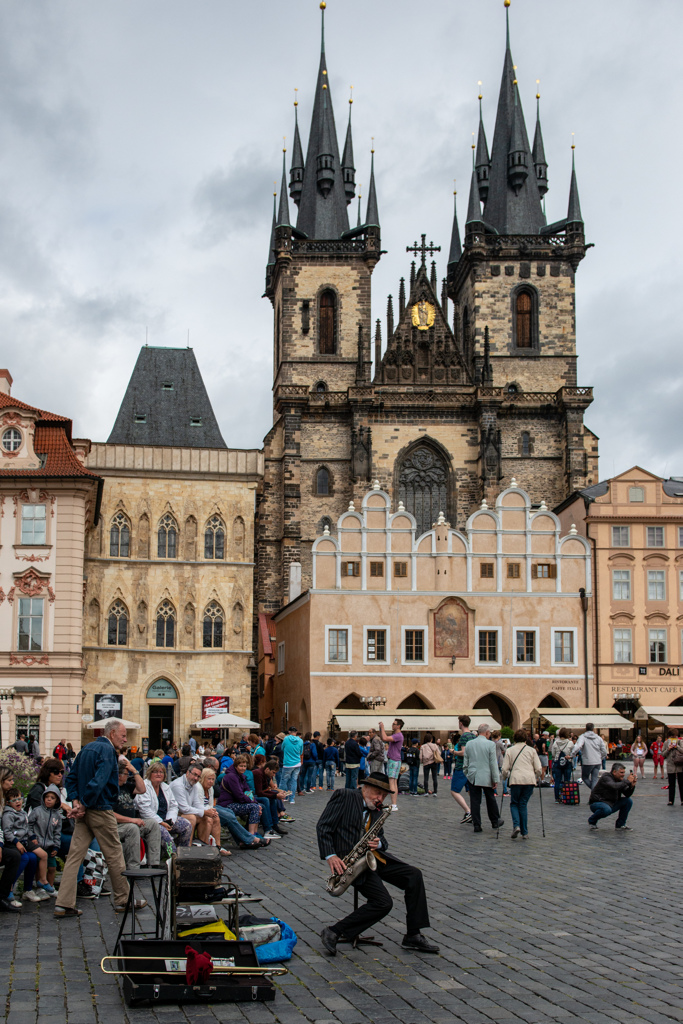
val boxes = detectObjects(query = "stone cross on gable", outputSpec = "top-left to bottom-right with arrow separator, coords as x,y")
406,234 -> 441,266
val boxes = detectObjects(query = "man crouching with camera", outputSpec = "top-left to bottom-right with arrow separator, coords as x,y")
587,763 -> 636,831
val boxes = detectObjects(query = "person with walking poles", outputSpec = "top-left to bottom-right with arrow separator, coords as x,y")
501,730 -> 542,839
571,723 -> 607,790
550,729 -> 574,802
587,763 -> 636,831
463,723 -> 504,833
54,718 -> 146,918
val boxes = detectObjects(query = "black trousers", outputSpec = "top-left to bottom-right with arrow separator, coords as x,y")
668,772 -> 683,803
423,763 -> 438,793
0,846 -> 21,899
470,785 -> 500,828
331,852 -> 430,940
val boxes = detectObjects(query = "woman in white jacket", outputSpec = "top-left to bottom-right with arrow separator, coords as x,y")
134,763 -> 192,851
501,730 -> 542,839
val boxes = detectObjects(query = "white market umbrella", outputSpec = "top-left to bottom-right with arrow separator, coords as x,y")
192,713 -> 260,729
86,718 -> 141,730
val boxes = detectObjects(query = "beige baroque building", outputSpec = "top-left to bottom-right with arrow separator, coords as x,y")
82,348 -> 263,748
265,481 -> 593,735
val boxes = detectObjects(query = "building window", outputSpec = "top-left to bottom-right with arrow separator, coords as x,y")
612,570 -> 631,600
554,631 -> 574,664
680,570 -> 683,601
319,290 -> 336,354
629,487 -> 644,502
394,562 -> 408,578
649,629 -> 667,664
316,467 -> 330,495
369,562 -> 384,578
315,380 -> 327,393
516,630 -> 536,663
647,526 -> 664,548
521,432 -> 531,456
107,600 -> 128,646
531,563 -> 556,579
18,597 -> 43,651
614,628 -> 632,663
157,514 -> 178,558
480,563 -> 494,579
404,629 -> 424,662
203,602 -> 223,648
344,562 -> 360,577
109,512 -> 130,558
328,629 -> 349,662
514,290 -> 534,348
277,641 -> 285,674
21,504 -> 46,545
648,570 -> 666,601
397,443 -> 449,538
478,630 -> 498,662
204,515 -> 225,559
2,427 -> 22,452
190,417 -> 202,427
679,527 -> 683,548
366,629 -> 386,662
155,600 -> 176,648
134,413 -> 146,424
161,382 -> 174,391
507,563 -> 521,579
612,526 -> 630,547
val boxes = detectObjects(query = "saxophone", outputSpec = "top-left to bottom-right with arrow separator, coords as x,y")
325,805 -> 392,897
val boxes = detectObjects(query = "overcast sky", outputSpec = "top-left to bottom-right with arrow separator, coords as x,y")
0,0 -> 681,480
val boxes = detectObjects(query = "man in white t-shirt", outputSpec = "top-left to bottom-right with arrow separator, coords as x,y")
280,727 -> 304,805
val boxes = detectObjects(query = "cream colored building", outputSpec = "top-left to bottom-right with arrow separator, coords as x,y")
0,370 -> 101,751
267,481 -> 593,735
82,348 -> 262,748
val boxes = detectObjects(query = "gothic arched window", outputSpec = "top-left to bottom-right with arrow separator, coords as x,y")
319,290 -> 336,354
203,601 -> 224,648
107,600 -> 128,646
204,515 -> 225,559
110,512 -> 130,558
156,600 -> 176,647
316,467 -> 330,496
515,290 -> 534,348
521,431 -> 531,456
397,444 -> 449,538
157,514 -> 178,559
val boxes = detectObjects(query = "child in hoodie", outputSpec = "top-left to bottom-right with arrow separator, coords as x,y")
1,789 -> 51,901
28,785 -> 63,895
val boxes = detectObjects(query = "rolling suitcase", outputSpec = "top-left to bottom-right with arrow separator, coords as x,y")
559,779 -> 580,805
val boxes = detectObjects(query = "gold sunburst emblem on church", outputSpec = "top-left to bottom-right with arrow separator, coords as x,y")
411,299 -> 435,331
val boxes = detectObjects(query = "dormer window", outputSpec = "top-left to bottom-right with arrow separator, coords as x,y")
161,382 -> 174,391
134,413 -> 147,424
2,428 -> 21,452
190,417 -> 202,427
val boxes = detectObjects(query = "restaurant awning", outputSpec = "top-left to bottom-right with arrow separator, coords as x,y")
193,713 -> 260,729
638,707 -> 683,729
330,708 -> 496,732
86,718 -> 141,730
526,707 -> 632,730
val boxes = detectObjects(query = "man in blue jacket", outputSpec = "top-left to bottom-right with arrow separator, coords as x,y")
54,719 -> 143,918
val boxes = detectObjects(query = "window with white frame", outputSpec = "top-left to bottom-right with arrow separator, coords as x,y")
614,628 -> 632,663
612,526 -> 630,547
277,641 -> 285,674
647,526 -> 664,548
553,630 -> 575,664
365,628 -> 387,662
21,504 -> 46,545
404,628 -> 425,663
649,629 -> 667,664
2,428 -> 22,452
647,570 -> 666,601
679,527 -> 683,548
516,630 -> 536,663
612,570 -> 631,600
680,570 -> 683,601
478,630 -> 498,663
18,597 -> 44,651
327,628 -> 349,663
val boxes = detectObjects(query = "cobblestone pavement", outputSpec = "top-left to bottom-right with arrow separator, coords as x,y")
2,766 -> 682,1024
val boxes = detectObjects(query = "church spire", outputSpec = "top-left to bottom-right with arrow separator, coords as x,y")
466,149 -> 485,230
289,93 -> 304,206
567,144 -> 583,226
532,85 -> 548,198
475,86 -> 491,203
266,188 -> 277,267
341,88 -> 356,204
277,145 -> 291,227
448,185 -> 461,266
365,144 -> 380,228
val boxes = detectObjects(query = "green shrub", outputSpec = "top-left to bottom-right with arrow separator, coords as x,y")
500,726 -> 514,740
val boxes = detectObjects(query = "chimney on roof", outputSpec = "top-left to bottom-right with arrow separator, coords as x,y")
0,369 -> 12,395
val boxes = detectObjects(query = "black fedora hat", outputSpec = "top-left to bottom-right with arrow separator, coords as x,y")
360,771 -> 392,793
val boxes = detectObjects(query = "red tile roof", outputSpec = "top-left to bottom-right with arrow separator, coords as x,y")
0,392 -> 99,480
259,613 -> 276,656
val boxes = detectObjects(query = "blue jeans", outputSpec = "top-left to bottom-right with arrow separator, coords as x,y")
510,784 -> 534,835
302,764 -> 316,791
588,797 -> 632,827
15,851 -> 38,891
216,805 -> 257,845
325,761 -> 337,788
409,765 -> 419,794
315,761 -> 324,787
280,765 -> 300,803
553,764 -> 573,800
345,766 -> 359,790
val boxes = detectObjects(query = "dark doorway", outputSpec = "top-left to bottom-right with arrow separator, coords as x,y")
397,693 -> 430,709
149,705 -> 175,749
474,693 -> 514,728
538,693 -> 564,709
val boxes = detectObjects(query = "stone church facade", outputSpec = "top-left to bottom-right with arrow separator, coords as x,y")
257,6 -> 598,618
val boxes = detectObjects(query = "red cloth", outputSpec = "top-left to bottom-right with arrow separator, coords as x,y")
184,946 -> 214,984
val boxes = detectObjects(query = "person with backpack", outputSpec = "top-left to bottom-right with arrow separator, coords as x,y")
550,729 -> 574,802
344,732 -> 363,790
323,738 -> 340,790
403,740 -> 420,795
662,731 -> 683,806
301,733 -> 317,793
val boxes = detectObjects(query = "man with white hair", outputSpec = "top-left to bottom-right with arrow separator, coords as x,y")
462,723 -> 504,833
54,719 -> 146,918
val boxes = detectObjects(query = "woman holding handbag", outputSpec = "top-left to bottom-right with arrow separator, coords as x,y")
501,730 -> 542,839
420,733 -> 442,797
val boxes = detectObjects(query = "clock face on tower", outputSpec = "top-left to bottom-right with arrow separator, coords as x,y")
411,300 -> 435,331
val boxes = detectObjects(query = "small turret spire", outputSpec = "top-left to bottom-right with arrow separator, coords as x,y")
341,87 -> 356,204
365,141 -> 380,228
475,84 -> 491,202
266,187 -> 277,267
410,261 -> 416,289
507,82 -> 529,194
356,184 -> 362,228
430,260 -> 438,294
387,294 -> 394,338
277,143 -> 291,227
320,0 -> 326,52
567,141 -> 583,226
532,82 -> 548,198
398,277 -> 406,314
448,183 -> 462,266
289,91 -> 304,206
466,149 -> 485,228
374,318 -> 382,370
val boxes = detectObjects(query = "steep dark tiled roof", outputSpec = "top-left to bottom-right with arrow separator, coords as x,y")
107,347 -> 227,449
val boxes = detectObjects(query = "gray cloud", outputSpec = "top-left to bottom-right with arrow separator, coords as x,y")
193,147 -> 276,248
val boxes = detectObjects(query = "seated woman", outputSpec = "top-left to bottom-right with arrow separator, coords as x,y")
217,755 -> 269,848
135,763 -> 193,853
199,768 -> 231,856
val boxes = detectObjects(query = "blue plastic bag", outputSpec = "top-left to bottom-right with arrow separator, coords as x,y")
255,917 -> 297,963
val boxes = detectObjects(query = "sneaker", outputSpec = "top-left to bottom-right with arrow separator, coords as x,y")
280,814 -> 295,822
77,881 -> 97,900
289,801 -> 296,806
390,805 -> 398,812
460,812 -> 473,824
99,885 -> 112,896
615,825 -> 633,831
6,894 -> 22,909
263,830 -> 282,840
589,823 -> 598,830
432,793 -> 438,797
35,889 -> 52,902
23,890 -> 42,903
37,882 -> 56,895
511,827 -> 521,839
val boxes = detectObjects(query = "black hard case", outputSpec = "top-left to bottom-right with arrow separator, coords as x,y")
119,939 -> 275,1005
174,846 -> 222,888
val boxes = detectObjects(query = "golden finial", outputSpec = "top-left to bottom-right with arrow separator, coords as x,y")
320,1 -> 326,8
283,135 -> 286,153
294,87 -> 298,108
504,0 -> 510,7
571,132 -> 575,151
322,69 -> 327,75
472,131 -> 475,150
371,136 -> 375,154
322,84 -> 327,90
349,85 -> 353,105
536,79 -> 540,100
453,177 -> 457,196
478,80 -> 483,101
358,184 -> 362,198
273,181 -> 277,197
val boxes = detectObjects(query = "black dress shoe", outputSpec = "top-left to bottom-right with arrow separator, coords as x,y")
473,826 -> 482,832
493,819 -> 505,829
402,933 -> 440,953
320,926 -> 338,956
0,897 -> 21,913
274,825 -> 289,835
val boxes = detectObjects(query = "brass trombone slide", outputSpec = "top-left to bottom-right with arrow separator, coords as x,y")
100,956 -> 287,977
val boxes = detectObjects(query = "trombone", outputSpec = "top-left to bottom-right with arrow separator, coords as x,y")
100,956 -> 287,977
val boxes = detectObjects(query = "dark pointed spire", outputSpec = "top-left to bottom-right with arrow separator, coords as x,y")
482,325 -> 493,385
276,146 -> 291,227
267,189 -> 277,267
295,2 -> 350,239
356,186 -> 362,228
387,294 -> 394,338
341,89 -> 356,204
475,88 -> 491,203
374,318 -> 382,371
289,93 -> 304,206
441,278 -> 448,311
532,86 -> 548,198
448,186 -> 462,265
410,261 -> 416,289
365,144 -> 380,228
466,152 -> 485,229
398,277 -> 406,314
567,145 -> 583,226
430,260 -> 438,294
507,84 -> 529,195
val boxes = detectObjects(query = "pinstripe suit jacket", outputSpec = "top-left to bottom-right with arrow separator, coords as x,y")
316,788 -> 388,861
